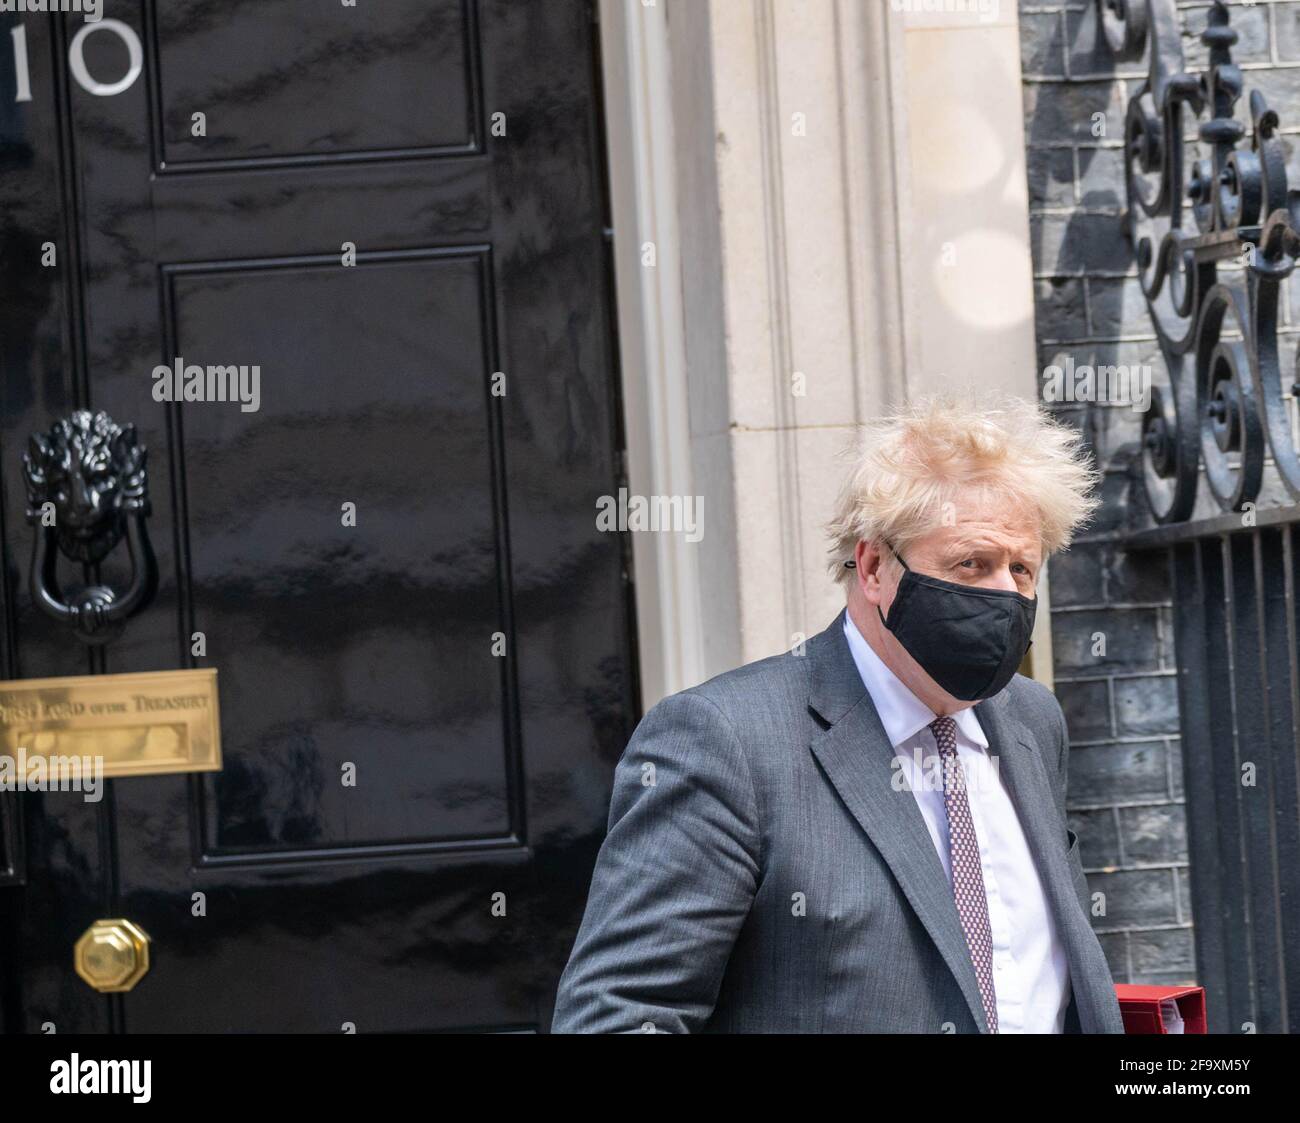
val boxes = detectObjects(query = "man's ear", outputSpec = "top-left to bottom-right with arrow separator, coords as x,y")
854,539 -> 886,606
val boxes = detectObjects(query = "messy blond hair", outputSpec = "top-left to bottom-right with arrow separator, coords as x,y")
826,395 -> 1100,585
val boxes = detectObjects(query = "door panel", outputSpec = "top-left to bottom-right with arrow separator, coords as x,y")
170,253 -> 511,852
153,1 -> 477,167
0,0 -> 634,1033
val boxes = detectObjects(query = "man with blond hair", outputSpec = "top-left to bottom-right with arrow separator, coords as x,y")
553,397 -> 1125,1034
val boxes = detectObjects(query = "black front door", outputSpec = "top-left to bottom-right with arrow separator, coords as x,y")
0,0 -> 636,1032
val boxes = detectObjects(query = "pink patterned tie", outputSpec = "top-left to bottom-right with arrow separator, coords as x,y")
930,715 -> 998,1033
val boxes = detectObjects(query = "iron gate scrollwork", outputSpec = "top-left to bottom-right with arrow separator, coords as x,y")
1103,0 -> 1300,522
1102,0 -> 1300,1034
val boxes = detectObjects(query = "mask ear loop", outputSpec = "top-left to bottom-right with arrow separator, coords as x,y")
843,540 -> 910,571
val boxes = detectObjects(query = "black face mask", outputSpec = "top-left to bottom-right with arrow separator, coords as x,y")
872,546 -> 1036,702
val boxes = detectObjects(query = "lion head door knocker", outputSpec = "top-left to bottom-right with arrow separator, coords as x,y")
22,410 -> 158,645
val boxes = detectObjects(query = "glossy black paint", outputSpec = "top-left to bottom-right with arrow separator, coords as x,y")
0,1 -> 636,1032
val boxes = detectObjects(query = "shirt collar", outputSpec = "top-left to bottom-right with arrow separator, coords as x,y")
842,611 -> 988,751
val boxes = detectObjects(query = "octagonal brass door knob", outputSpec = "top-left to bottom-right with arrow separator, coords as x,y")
73,918 -> 151,993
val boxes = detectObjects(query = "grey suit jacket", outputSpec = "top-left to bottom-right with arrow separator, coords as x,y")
552,609 -> 1125,1033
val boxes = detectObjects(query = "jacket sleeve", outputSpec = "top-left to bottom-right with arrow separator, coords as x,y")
551,690 -> 763,1033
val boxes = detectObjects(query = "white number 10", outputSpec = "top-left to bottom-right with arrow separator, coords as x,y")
10,18 -> 144,103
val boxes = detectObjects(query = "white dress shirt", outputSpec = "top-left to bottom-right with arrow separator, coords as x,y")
842,613 -> 1072,1033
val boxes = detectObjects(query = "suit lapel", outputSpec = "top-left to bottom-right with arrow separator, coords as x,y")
975,691 -> 1113,1033
806,610 -> 1114,1034
807,612 -> 992,1033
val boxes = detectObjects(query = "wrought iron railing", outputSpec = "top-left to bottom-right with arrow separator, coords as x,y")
1104,0 -> 1300,524
1101,0 -> 1300,1033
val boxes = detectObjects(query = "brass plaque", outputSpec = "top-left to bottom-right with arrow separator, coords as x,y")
0,669 -> 221,783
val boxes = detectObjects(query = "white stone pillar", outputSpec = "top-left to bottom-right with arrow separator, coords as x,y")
602,0 -> 1051,701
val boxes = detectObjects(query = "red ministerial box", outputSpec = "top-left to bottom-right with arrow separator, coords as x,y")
1115,984 -> 1207,1034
